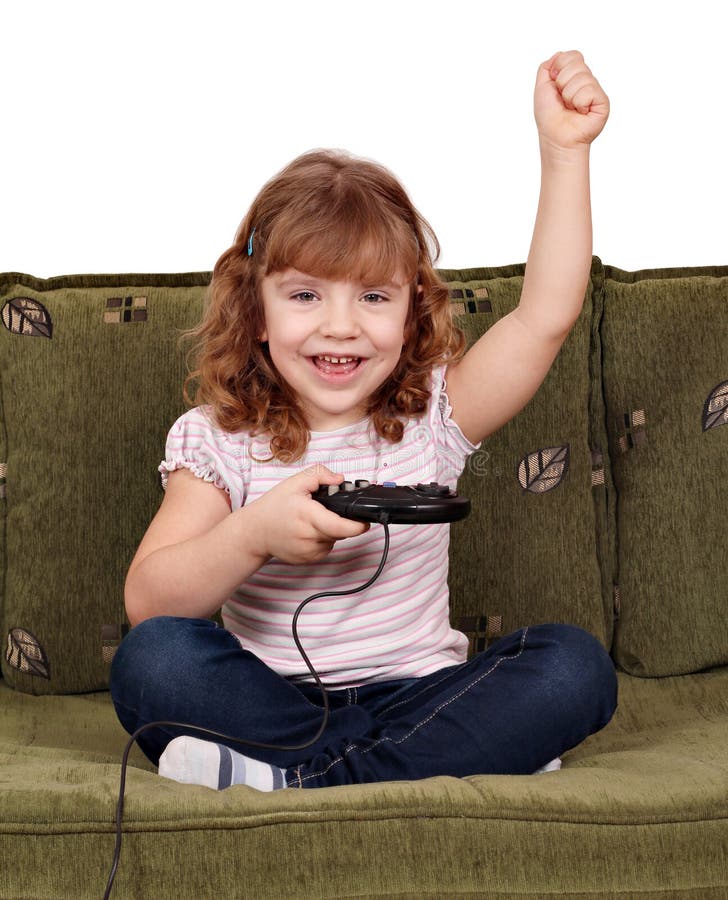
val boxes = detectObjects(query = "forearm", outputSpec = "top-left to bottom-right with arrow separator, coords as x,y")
124,506 -> 270,626
517,140 -> 593,337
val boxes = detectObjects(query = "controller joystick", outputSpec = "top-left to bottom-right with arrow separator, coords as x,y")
312,479 -> 470,524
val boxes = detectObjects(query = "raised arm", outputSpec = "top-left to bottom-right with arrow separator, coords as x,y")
446,50 -> 609,446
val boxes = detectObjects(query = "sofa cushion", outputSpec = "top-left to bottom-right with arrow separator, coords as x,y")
443,261 -> 614,652
1,671 -> 727,898
0,272 -> 207,693
601,265 -> 728,676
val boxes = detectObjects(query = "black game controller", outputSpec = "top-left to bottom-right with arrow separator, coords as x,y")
312,479 -> 470,524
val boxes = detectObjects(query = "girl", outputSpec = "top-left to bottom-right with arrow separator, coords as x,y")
110,50 -> 617,790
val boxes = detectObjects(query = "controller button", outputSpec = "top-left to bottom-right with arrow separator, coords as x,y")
326,485 -> 339,496
382,481 -> 397,488
415,482 -> 452,497
341,481 -> 355,491
355,479 -> 371,488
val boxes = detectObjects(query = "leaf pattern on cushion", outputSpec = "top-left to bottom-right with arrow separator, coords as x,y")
1,297 -> 53,339
517,445 -> 570,493
5,627 -> 50,678
702,381 -> 728,432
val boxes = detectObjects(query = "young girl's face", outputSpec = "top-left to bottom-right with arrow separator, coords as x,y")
259,269 -> 412,432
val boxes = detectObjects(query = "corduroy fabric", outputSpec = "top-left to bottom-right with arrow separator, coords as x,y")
0,273 -> 207,692
441,260 -> 613,651
2,263 -> 728,900
1,671 -> 727,898
601,266 -> 728,675
0,263 -> 611,694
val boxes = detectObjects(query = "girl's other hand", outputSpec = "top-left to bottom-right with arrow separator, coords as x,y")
534,50 -> 609,154
246,465 -> 370,566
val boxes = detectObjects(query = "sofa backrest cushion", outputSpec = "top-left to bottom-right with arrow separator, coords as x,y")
0,273 -> 206,693
442,263 -> 614,656
601,265 -> 728,676
0,265 -> 613,694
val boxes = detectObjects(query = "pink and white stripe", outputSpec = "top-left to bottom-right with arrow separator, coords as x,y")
160,365 -> 480,687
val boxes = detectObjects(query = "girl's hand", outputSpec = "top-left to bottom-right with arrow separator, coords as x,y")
246,465 -> 369,565
534,50 -> 609,154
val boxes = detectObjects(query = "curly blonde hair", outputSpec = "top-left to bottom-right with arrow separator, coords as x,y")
184,149 -> 466,462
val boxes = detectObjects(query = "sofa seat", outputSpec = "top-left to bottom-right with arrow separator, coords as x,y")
2,670 -> 727,900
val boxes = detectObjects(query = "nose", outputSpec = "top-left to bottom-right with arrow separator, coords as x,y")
319,299 -> 361,339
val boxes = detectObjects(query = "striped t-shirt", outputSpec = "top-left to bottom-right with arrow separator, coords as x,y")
159,364 -> 481,688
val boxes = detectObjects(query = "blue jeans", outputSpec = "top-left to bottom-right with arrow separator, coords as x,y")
109,617 -> 617,788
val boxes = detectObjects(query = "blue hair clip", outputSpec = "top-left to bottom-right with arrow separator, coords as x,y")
247,226 -> 256,257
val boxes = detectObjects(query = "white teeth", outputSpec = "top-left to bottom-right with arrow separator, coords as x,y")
317,355 -> 358,364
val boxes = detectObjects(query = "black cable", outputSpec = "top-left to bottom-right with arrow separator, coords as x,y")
104,520 -> 390,899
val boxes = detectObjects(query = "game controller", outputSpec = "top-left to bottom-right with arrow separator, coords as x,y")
312,479 -> 470,524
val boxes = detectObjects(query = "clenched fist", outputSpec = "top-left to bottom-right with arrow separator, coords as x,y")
534,50 -> 609,152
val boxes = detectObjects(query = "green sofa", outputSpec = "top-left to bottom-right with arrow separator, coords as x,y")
1,259 -> 726,899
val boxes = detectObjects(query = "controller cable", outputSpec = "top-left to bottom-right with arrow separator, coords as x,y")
104,518 -> 391,899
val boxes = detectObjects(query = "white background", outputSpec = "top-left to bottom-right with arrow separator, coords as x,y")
2,0 -> 726,277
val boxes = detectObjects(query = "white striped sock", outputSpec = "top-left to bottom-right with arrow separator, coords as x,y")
158,736 -> 287,791
534,757 -> 562,774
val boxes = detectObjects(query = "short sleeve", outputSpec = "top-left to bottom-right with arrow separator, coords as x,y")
158,407 -> 235,495
428,365 -> 482,483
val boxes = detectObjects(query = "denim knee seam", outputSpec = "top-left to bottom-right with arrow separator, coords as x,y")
292,627 -> 530,787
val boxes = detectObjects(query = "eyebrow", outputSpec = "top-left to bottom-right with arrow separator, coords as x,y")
274,271 -> 407,290
274,272 -> 325,289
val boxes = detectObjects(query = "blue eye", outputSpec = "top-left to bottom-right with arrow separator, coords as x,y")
293,291 -> 317,303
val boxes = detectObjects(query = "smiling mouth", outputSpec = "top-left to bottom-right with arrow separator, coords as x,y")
310,355 -> 364,376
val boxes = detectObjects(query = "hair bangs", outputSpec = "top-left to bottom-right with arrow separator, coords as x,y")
262,194 -> 420,288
